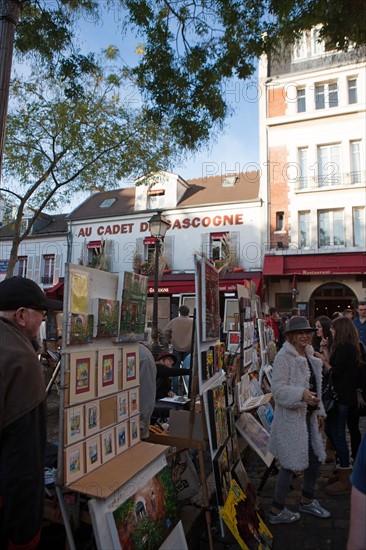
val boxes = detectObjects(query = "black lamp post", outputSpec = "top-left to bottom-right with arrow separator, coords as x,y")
148,212 -> 170,358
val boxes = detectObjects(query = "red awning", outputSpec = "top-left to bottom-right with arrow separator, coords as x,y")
147,275 -> 262,295
210,232 -> 229,239
143,237 -> 157,244
45,279 -> 64,300
263,252 -> 366,276
87,240 -> 102,248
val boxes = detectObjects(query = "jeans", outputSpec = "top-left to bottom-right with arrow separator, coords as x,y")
272,416 -> 321,510
347,407 -> 361,460
324,402 -> 350,467
171,350 -> 190,394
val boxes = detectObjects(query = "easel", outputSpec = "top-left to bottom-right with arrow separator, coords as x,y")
45,351 -> 61,394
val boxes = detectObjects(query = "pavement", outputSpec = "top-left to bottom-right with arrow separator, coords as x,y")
45,392 -> 365,549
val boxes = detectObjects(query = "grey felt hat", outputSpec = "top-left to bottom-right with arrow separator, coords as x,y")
284,316 -> 316,334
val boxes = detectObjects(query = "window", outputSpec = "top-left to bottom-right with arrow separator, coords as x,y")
315,82 -> 338,109
15,256 -> 27,277
99,198 -> 116,208
353,208 -> 365,247
311,27 -> 325,56
293,32 -> 307,60
350,141 -> 361,183
275,212 -> 284,231
318,210 -> 344,247
299,212 -> 311,248
317,144 -> 341,186
348,78 -> 357,104
298,147 -> 309,188
275,293 -> 293,311
42,254 -> 55,284
297,88 -> 306,113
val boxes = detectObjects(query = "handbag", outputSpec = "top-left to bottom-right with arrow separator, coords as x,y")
322,370 -> 338,414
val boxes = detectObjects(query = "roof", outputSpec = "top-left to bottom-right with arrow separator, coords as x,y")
67,171 -> 260,221
0,213 -> 68,240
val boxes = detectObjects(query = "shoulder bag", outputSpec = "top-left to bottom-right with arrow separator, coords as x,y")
322,370 -> 338,414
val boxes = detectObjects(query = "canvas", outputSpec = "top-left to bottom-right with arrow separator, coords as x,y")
119,271 -> 148,341
220,479 -> 272,550
235,413 -> 274,468
213,441 -> 232,506
201,259 -> 221,342
92,298 -> 120,338
110,465 -> 180,550
206,382 -> 229,451
67,313 -> 93,345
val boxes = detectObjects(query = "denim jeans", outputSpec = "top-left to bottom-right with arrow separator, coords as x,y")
171,349 -> 190,393
272,415 -> 321,510
324,402 -> 350,467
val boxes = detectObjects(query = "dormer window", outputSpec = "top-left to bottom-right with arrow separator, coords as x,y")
147,189 -> 165,196
99,198 -> 116,208
222,176 -> 238,187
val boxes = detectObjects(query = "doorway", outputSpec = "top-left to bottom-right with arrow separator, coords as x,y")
309,283 -> 357,323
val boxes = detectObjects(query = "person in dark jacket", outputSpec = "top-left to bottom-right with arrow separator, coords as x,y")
322,316 -> 362,495
155,351 -> 191,400
0,277 -> 62,549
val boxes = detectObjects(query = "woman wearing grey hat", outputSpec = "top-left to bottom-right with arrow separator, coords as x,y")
268,316 -> 331,524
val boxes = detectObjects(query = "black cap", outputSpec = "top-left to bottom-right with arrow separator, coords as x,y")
0,277 -> 63,311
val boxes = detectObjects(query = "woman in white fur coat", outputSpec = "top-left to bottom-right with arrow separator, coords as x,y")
267,316 -> 331,525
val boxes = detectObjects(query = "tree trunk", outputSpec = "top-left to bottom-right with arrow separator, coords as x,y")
0,0 -> 21,179
6,233 -> 20,277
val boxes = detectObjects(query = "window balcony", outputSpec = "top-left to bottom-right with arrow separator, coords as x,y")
294,171 -> 365,191
41,276 -> 54,285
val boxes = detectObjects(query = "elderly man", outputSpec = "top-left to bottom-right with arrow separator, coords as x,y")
0,277 -> 62,549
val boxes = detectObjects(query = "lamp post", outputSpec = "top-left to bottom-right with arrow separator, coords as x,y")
148,212 -> 170,358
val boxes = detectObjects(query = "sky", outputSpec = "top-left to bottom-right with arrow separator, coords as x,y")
75,6 -> 260,184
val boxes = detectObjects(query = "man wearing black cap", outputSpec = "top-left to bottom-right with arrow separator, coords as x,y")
155,352 -> 191,400
0,277 -> 62,549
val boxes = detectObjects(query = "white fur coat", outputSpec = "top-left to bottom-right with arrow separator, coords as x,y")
268,341 -> 326,471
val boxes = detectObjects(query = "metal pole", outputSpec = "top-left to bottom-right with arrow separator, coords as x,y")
151,237 -> 161,358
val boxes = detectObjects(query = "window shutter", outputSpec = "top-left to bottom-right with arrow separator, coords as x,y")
230,231 -> 240,257
200,233 -> 210,258
54,254 -> 61,282
162,235 -> 174,268
27,256 -> 34,279
33,256 -> 41,283
105,240 -> 114,271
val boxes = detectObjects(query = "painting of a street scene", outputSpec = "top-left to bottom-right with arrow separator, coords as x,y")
119,272 -> 148,341
111,466 -> 179,550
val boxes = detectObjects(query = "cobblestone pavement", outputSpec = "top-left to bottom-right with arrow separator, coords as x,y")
46,392 -> 365,550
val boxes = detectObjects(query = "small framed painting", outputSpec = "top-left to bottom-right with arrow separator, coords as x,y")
85,435 -> 101,473
121,346 -> 140,389
84,400 -> 100,437
116,391 -> 129,422
64,442 -> 85,485
69,351 -> 96,404
128,387 -> 140,417
97,348 -> 119,397
101,428 -> 115,463
115,421 -> 129,455
129,414 -> 140,447
65,405 -> 85,445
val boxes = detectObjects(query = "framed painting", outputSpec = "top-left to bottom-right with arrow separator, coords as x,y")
129,414 -> 140,447
119,271 -> 148,341
92,298 -> 120,338
85,435 -> 102,473
85,400 -> 100,437
206,382 -> 229,451
230,459 -> 251,495
69,350 -> 96,404
67,313 -> 93,345
235,412 -> 274,468
115,421 -> 129,455
213,441 -> 232,506
116,391 -> 129,422
64,442 -> 85,485
227,331 -> 240,353
201,258 -> 221,342
121,345 -> 140,390
97,348 -> 119,397
65,404 -> 85,445
101,427 -> 116,463
128,387 -> 140,417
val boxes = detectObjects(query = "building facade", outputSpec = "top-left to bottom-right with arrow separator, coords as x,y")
259,29 -> 366,320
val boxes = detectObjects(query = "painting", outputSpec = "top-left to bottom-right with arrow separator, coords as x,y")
92,298 -> 120,338
119,271 -> 148,341
129,415 -> 140,447
70,271 -> 88,314
235,413 -> 274,468
128,388 -> 140,417
97,348 -> 119,397
213,441 -> 232,506
65,405 -> 84,445
231,459 -> 251,495
85,435 -> 102,473
110,466 -> 180,550
115,421 -> 129,455
67,313 -> 93,345
116,391 -> 129,422
227,331 -> 240,353
220,479 -> 273,550
64,442 -> 85,485
85,400 -> 100,437
201,259 -> 221,342
101,427 -> 115,463
122,346 -> 140,390
206,382 -> 229,451
69,351 -> 96,404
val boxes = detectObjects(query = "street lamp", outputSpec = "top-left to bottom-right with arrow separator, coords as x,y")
148,212 -> 170,358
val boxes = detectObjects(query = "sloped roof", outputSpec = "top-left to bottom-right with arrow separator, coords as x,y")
0,213 -> 68,239
67,171 -> 260,221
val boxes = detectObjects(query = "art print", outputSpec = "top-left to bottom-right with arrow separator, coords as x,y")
129,415 -> 140,447
126,352 -> 136,381
122,346 -> 140,389
64,442 -> 84,484
97,349 -> 119,397
213,442 -> 232,506
85,435 -> 101,473
115,422 -> 129,454
69,351 -> 96,404
201,259 -> 220,342
235,413 -> 274,468
85,401 -> 100,436
101,428 -> 115,463
76,358 -> 90,394
110,466 -> 180,550
129,388 -> 140,416
227,331 -> 240,353
117,391 -> 129,421
66,405 -> 84,445
206,383 -> 229,451
220,479 -> 272,550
